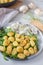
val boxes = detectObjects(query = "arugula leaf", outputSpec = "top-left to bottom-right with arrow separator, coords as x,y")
2,52 -> 8,61
10,54 -> 17,59
0,29 -> 7,37
0,38 -> 4,46
5,28 -> 12,33
0,40 -> 3,45
34,39 -> 39,50
28,34 -> 37,39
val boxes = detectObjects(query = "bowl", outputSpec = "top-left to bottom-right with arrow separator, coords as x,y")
0,0 -> 17,7
5,22 -> 43,59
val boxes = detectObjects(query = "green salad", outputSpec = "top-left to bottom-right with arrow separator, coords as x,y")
0,27 -> 38,60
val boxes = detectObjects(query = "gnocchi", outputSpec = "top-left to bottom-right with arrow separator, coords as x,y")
24,50 -> 30,56
30,40 -> 35,47
0,46 -> 5,52
15,34 -> 20,38
17,53 -> 25,59
7,32 -> 14,37
3,39 -> 10,46
20,35 -> 24,40
0,31 -> 38,59
20,40 -> 27,47
34,45 -> 38,53
29,47 -> 34,55
0,0 -> 14,3
16,38 -> 21,42
30,36 -> 36,41
12,48 -> 17,55
6,44 -> 12,54
3,36 -> 8,40
8,37 -> 14,42
25,36 -> 30,42
17,46 -> 23,53
24,43 -> 30,49
13,41 -> 19,47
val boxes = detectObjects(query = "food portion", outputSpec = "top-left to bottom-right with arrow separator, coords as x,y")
0,0 -> 14,4
0,26 -> 38,60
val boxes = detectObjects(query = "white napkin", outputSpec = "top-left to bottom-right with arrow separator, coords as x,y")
0,8 -> 19,27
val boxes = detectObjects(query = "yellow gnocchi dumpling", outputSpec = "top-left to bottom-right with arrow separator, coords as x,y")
0,0 -> 4,3
25,36 -> 30,42
16,38 -> 21,42
9,0 -> 13,2
0,0 -> 13,3
13,41 -> 19,47
20,40 -> 27,47
34,45 -> 38,53
6,44 -> 12,54
29,47 -> 34,55
8,37 -> 14,42
30,36 -> 36,41
0,46 -> 5,52
17,46 -> 23,53
7,32 -> 14,37
17,53 -> 25,59
15,33 -> 20,38
3,36 -> 8,40
3,39 -> 10,46
12,48 -> 17,55
20,35 -> 24,40
30,40 -> 35,47
24,50 -> 30,56
24,43 -> 30,49
4,0 -> 8,3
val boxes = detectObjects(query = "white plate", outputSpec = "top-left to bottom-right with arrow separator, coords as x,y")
5,22 -> 43,59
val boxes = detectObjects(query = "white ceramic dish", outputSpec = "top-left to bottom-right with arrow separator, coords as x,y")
4,21 -> 43,59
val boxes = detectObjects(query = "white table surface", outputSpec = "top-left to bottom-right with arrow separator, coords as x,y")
0,0 -> 43,65
23,0 -> 43,10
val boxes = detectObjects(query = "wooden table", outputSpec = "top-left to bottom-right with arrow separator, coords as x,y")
8,0 -> 22,9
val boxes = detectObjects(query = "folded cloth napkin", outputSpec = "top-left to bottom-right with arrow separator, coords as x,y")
0,8 -> 19,28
